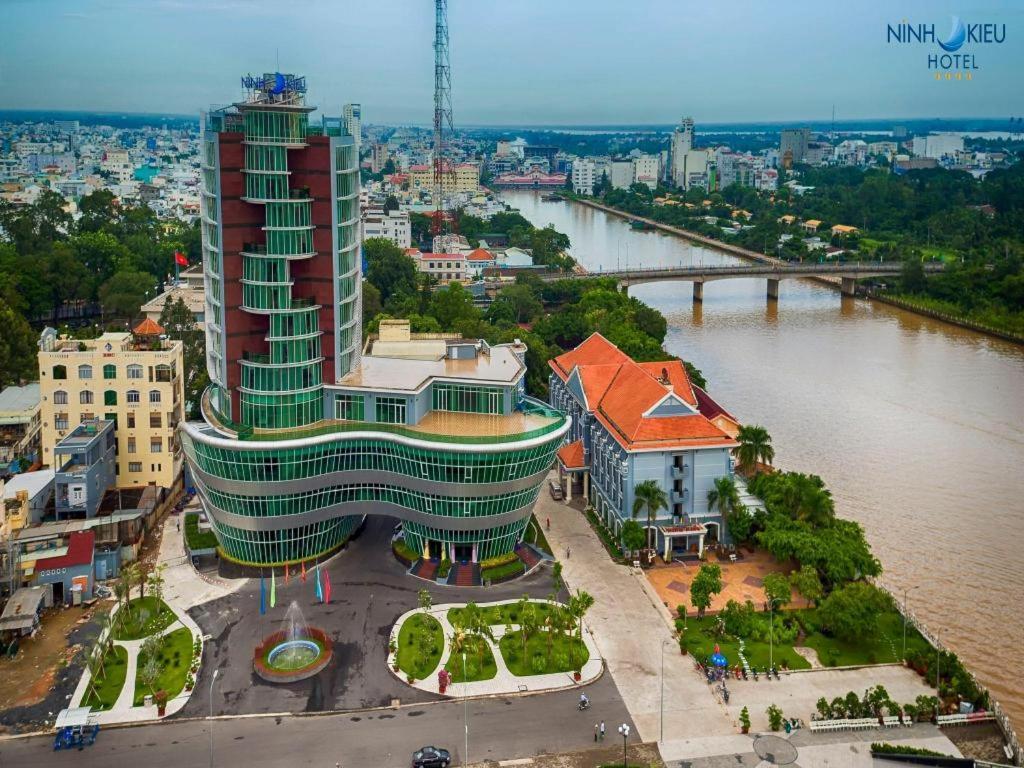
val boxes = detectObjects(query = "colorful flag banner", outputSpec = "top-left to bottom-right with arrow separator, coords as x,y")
259,572 -> 266,615
174,250 -> 188,266
301,560 -> 307,583
270,568 -> 276,609
284,562 -> 290,586
315,563 -> 323,603
323,569 -> 331,604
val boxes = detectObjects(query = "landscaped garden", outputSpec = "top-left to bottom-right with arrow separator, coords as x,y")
113,595 -> 177,641
445,634 -> 497,682
395,611 -> 444,681
82,645 -> 128,711
499,629 -> 589,676
132,627 -> 193,706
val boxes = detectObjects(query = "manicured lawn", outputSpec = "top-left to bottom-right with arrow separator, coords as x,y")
396,612 -> 443,681
132,627 -> 193,706
679,606 -> 931,670
499,629 -> 589,676
448,601 -> 557,629
114,596 -> 177,641
82,645 -> 128,711
800,608 -> 930,667
445,635 -> 497,682
680,617 -> 809,671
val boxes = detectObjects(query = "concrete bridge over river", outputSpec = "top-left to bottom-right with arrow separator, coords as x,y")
541,261 -> 945,302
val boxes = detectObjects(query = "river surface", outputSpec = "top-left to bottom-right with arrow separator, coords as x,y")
502,190 -> 1024,731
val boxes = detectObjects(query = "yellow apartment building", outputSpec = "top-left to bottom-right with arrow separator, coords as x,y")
37,320 -> 185,491
408,162 -> 480,195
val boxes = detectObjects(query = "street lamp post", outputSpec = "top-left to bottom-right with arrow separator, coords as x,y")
617,723 -> 630,768
901,585 -> 919,661
769,603 -> 774,671
462,651 -> 469,768
208,668 -> 219,768
935,631 -> 941,722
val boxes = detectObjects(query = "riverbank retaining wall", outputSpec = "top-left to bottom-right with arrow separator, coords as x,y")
875,581 -> 1021,765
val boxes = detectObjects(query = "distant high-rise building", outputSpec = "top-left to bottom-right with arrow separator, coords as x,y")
779,128 -> 811,165
571,158 -> 596,195
670,116 -> 694,184
371,142 -> 389,173
343,103 -> 361,146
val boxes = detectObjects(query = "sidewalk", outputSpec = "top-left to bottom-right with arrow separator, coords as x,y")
534,478 -> 734,744
68,511 -> 221,725
389,599 -> 603,697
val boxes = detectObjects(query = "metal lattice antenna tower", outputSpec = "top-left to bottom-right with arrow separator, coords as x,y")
432,0 -> 454,237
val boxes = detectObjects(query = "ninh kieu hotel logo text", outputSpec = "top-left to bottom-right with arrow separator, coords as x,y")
887,16 -> 1006,80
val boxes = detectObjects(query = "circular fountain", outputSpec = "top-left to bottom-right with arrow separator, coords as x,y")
254,600 -> 333,683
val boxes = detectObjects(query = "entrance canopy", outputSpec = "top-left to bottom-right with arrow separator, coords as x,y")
54,707 -> 93,730
660,522 -> 708,561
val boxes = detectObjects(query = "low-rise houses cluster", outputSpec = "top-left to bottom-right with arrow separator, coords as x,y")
0,118 -> 201,222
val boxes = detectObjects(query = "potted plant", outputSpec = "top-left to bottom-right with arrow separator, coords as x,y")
573,663 -> 582,682
766,704 -> 783,732
155,690 -> 168,717
185,673 -> 195,692
739,706 -> 751,734
407,673 -> 416,684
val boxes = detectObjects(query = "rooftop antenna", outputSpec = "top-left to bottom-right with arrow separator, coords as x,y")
432,0 -> 454,239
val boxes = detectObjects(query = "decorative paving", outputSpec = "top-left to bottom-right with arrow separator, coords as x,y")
667,580 -> 689,594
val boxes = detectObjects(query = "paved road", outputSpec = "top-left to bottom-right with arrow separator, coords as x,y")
184,515 -> 572,716
0,677 -> 636,768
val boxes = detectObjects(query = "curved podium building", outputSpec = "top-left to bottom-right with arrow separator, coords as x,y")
182,74 -> 567,567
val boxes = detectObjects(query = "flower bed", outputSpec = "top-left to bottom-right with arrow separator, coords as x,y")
396,612 -> 443,681
499,630 -> 589,676
114,596 -> 176,641
132,627 -> 194,705
481,559 -> 525,584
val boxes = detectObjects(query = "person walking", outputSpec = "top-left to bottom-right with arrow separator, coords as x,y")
566,546 -> 571,559
546,516 -> 550,531
600,721 -> 606,740
594,723 -> 599,742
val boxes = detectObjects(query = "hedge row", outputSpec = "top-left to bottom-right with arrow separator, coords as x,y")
184,513 -> 218,551
479,551 -> 518,570
482,559 -> 525,584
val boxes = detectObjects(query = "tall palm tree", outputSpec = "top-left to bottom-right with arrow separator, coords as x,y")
707,475 -> 741,521
736,424 -> 775,472
632,480 -> 669,550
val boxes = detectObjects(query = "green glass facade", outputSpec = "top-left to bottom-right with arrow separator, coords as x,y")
187,75 -> 568,569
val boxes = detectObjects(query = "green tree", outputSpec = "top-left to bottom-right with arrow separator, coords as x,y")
98,270 -> 157,319
818,581 -> 888,641
77,190 -> 119,234
568,589 -> 594,656
0,299 -> 37,387
73,231 -> 134,282
790,564 -> 824,607
766,703 -> 784,731
492,283 -> 542,324
762,572 -> 792,611
632,479 -> 668,550
418,588 -> 432,614
736,424 -> 774,472
429,282 -> 481,331
159,296 -> 207,418
620,519 -> 646,557
362,280 -> 382,324
364,237 -> 417,302
690,564 -> 723,618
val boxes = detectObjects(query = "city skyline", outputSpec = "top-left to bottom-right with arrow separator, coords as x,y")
3,0 -> 1021,124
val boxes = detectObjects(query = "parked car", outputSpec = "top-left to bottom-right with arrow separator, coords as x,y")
412,746 -> 450,768
548,480 -> 563,500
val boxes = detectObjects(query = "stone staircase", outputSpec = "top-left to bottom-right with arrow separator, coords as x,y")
411,558 -> 438,582
514,542 -> 543,572
448,562 -> 480,587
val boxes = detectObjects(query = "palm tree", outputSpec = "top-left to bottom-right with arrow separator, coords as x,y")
707,476 -> 742,521
736,424 -> 775,472
568,589 -> 595,663
632,480 -> 669,551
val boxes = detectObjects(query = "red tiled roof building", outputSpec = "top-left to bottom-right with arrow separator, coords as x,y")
548,333 -> 741,559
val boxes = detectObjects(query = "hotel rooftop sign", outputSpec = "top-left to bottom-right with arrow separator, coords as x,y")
241,72 -> 307,95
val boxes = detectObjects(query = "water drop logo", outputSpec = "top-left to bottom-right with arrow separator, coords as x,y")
938,16 -> 967,52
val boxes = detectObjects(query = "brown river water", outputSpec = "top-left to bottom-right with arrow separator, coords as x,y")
502,191 -> 1024,731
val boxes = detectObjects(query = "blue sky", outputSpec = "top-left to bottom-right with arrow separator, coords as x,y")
2,0 -> 1021,124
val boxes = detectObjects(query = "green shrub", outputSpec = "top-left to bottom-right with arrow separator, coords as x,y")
481,560 -> 525,583
184,514 -> 218,551
531,654 -> 546,674
766,704 -> 784,731
392,538 -> 419,564
438,558 -> 452,578
871,744 -> 945,757
479,552 -> 518,570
